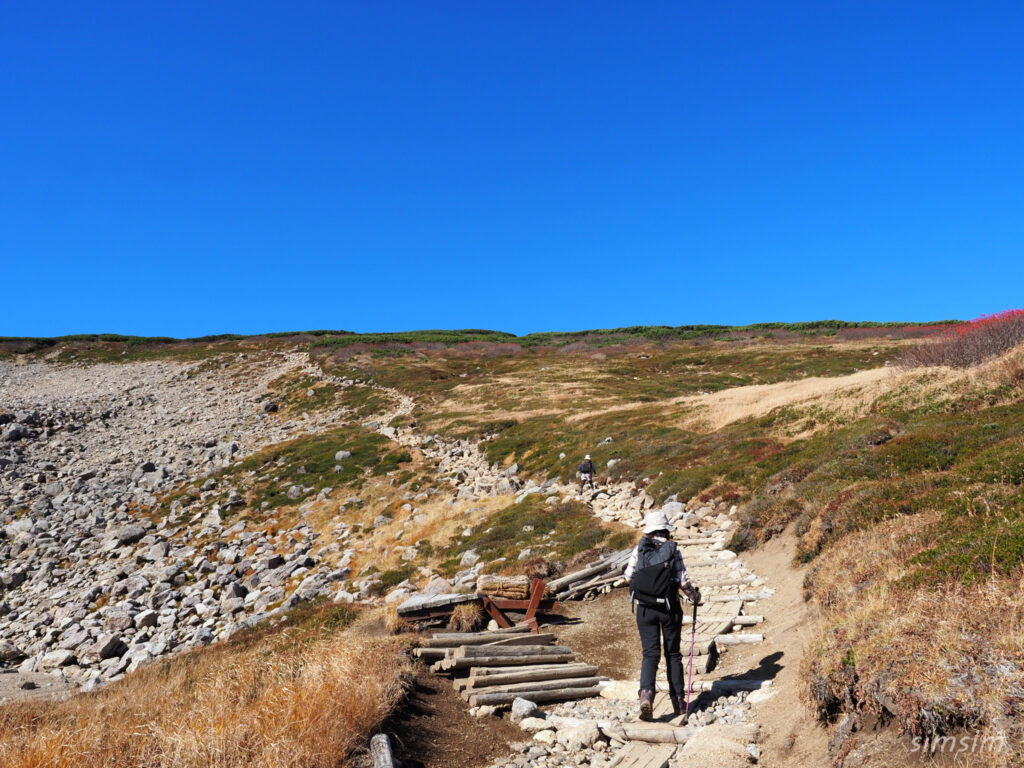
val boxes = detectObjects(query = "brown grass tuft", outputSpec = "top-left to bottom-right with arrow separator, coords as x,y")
447,603 -> 483,632
0,628 -> 408,768
384,605 -> 414,635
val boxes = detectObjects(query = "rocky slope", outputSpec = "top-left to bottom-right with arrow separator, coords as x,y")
0,352 -> 366,690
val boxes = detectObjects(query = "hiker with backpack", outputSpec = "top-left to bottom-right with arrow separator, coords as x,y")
626,509 -> 702,721
578,454 -> 596,493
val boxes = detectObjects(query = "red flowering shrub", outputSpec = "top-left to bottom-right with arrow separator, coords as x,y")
898,310 -> 1024,368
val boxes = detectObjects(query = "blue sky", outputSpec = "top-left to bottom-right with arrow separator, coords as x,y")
3,2 -> 1023,337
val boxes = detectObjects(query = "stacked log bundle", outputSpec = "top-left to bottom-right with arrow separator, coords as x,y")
547,548 -> 631,601
477,574 -> 536,599
413,625 -> 605,707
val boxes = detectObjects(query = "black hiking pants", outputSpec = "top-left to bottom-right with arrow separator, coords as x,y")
636,602 -> 684,699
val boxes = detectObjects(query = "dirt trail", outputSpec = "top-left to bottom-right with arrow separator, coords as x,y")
554,531 -> 831,768
739,532 -> 830,768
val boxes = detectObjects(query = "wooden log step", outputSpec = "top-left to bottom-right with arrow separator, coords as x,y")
455,664 -> 600,691
636,639 -> 713,658
675,536 -> 726,544
676,539 -> 723,548
469,662 -> 594,678
675,550 -> 720,560
483,633 -> 556,647
412,647 -> 449,660
605,742 -> 675,768
469,684 -> 603,707
686,678 -> 771,693
696,577 -> 757,588
460,676 -> 602,701
370,734 -> 396,768
688,633 -> 757,645
599,721 -> 693,745
623,677 -> 770,695
706,592 -> 772,602
441,653 -> 576,670
423,626 -> 531,646
686,564 -> 748,574
679,558 -> 718,568
455,644 -> 571,659
713,633 -> 765,645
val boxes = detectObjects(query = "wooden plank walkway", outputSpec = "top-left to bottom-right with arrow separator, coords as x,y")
608,743 -> 675,768
601,518 -> 774,764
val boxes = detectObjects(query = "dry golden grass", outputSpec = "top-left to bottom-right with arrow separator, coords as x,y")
560,343 -> 1024,440
564,366 -> 910,436
675,367 -> 897,433
383,605 -> 414,635
447,603 -> 484,632
0,626 -> 407,768
802,516 -> 1024,765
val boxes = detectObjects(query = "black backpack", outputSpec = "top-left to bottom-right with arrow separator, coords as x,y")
629,537 -> 678,609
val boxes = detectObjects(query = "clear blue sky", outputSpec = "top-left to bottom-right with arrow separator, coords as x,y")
4,2 -> 1024,337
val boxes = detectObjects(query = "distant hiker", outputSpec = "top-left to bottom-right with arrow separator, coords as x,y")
578,454 -> 596,493
626,510 -> 702,722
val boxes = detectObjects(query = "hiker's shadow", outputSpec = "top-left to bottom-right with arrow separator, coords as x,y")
684,651 -> 784,717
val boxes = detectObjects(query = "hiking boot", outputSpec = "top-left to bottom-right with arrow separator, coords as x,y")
638,689 -> 654,721
670,695 -> 683,717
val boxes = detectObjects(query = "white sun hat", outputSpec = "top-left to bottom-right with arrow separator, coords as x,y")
584,454 -> 591,460
641,510 -> 672,534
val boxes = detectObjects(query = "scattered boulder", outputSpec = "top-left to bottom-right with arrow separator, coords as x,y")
0,641 -> 26,664
39,649 -> 76,670
1,424 -> 29,441
111,524 -> 147,546
556,719 -> 600,749
510,697 -> 541,725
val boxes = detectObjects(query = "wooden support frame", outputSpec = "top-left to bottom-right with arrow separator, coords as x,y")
481,578 -> 556,632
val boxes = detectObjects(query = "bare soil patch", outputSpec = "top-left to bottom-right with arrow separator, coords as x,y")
0,670 -> 72,706
547,593 -> 640,680
376,665 -> 524,768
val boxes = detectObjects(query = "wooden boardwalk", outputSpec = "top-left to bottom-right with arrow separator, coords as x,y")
603,521 -> 773,766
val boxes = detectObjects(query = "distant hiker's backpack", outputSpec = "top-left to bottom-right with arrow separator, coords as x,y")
630,537 -> 678,609
579,461 -> 593,474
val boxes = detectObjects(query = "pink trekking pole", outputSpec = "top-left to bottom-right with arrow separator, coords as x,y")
684,597 -> 698,720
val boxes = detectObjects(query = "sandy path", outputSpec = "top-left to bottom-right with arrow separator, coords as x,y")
739,532 -> 830,767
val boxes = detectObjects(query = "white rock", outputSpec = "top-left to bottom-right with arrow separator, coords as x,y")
747,688 -> 778,705
557,720 -> 600,749
510,696 -> 541,724
518,716 -> 551,733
